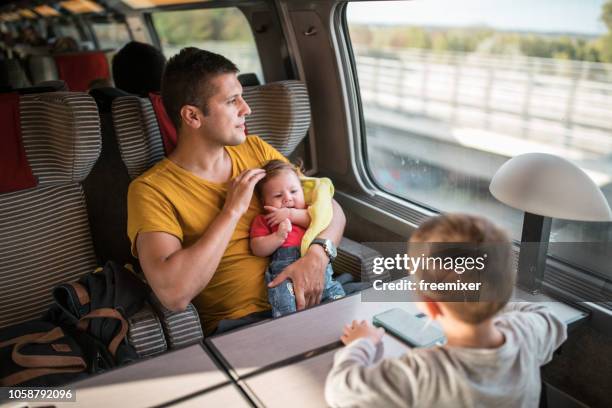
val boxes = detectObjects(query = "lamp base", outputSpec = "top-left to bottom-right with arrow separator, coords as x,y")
517,212 -> 551,294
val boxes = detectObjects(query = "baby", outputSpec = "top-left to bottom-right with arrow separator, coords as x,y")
326,214 -> 567,407
250,160 -> 345,317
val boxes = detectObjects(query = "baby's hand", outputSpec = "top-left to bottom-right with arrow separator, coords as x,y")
341,320 -> 385,346
264,206 -> 291,227
276,218 -> 292,241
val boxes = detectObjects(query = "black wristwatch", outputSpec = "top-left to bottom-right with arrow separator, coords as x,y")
310,238 -> 337,262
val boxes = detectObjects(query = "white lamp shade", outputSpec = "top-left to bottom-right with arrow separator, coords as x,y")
490,153 -> 612,222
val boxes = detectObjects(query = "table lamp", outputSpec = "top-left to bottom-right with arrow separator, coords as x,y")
489,153 -> 612,293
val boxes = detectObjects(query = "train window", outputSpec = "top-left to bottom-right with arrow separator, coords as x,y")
346,0 -> 612,281
92,22 -> 131,49
56,20 -> 82,41
152,7 -> 264,82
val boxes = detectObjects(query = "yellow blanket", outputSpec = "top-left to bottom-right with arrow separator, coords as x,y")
300,176 -> 334,256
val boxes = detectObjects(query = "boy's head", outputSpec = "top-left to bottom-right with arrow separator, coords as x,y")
161,48 -> 249,145
409,214 -> 515,324
257,160 -> 305,210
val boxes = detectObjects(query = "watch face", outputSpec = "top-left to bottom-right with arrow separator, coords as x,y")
327,241 -> 337,258
325,239 -> 337,259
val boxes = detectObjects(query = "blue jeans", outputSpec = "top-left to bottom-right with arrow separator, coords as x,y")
265,246 -> 345,318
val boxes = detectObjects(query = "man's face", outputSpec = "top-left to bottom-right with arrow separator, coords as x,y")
200,73 -> 251,146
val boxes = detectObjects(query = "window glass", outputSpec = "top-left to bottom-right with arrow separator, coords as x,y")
152,7 -> 264,83
56,22 -> 81,41
347,0 -> 612,280
92,22 -> 131,49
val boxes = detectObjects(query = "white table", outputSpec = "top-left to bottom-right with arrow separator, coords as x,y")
170,384 -> 251,407
240,334 -> 410,408
50,344 -> 232,408
209,285 -> 588,380
226,288 -> 587,408
208,290 -> 422,378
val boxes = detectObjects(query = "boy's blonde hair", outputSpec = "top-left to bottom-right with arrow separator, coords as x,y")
409,214 -> 515,324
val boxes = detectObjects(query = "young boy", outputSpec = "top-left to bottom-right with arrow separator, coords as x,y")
250,160 -> 345,317
325,214 -> 567,407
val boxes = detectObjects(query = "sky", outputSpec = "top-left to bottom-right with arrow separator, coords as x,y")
347,0 -> 608,36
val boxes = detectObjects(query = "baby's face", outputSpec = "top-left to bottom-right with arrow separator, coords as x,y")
261,171 -> 306,210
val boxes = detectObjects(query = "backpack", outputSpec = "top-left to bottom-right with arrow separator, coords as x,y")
0,261 -> 149,386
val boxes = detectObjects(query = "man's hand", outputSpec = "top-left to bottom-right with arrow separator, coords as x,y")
264,206 -> 291,227
341,320 -> 385,346
276,218 -> 292,241
268,244 -> 328,310
223,169 -> 266,217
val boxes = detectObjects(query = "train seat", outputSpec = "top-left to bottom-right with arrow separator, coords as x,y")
0,91 -> 167,357
26,54 -> 59,85
53,51 -> 111,92
86,86 -> 204,348
0,58 -> 31,89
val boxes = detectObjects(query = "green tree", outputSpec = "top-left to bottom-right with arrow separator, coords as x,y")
598,0 -> 612,62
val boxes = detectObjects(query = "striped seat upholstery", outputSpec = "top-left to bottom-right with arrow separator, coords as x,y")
111,96 -> 165,179
149,294 -> 204,349
335,238 -> 388,283
127,303 -> 167,357
242,80 -> 311,156
0,92 -> 100,329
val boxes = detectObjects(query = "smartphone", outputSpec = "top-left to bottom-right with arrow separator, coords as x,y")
373,308 -> 446,348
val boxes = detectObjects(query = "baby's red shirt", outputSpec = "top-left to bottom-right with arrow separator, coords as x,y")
250,214 -> 306,248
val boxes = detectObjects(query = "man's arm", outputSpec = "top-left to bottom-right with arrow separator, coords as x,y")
269,199 -> 346,309
137,169 -> 265,311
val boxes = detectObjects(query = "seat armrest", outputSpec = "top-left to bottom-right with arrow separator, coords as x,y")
335,238 -> 387,282
148,293 -> 204,348
127,302 -> 167,357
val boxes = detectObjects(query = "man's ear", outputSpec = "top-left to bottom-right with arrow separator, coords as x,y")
180,105 -> 202,129
418,297 -> 443,320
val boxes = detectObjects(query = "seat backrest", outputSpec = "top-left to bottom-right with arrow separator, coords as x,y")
53,51 -> 111,92
0,80 -> 68,96
27,54 -> 59,85
112,80 -> 311,179
0,58 -> 31,89
0,92 -> 101,329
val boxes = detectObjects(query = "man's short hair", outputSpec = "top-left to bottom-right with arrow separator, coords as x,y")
112,41 -> 166,97
161,47 -> 238,130
409,214 -> 515,324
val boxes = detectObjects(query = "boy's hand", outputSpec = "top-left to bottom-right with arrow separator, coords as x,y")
264,206 -> 291,227
341,320 -> 385,346
276,218 -> 292,241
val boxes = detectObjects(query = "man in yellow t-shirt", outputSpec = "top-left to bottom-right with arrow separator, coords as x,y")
127,47 -> 345,335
